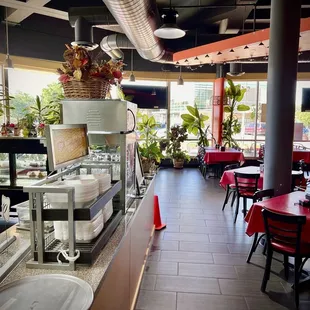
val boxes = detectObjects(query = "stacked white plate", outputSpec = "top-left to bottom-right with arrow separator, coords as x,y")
65,174 -> 111,194
103,199 -> 113,223
46,179 -> 99,209
54,210 -> 104,242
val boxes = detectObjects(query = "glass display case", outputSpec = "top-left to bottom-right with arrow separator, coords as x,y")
0,137 -> 48,205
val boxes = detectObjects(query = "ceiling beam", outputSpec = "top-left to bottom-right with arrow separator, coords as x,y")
6,0 -> 51,23
0,0 -> 68,21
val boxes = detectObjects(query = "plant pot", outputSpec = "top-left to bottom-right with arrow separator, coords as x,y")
22,128 -> 29,138
38,128 -> 45,137
14,128 -> 20,137
173,159 -> 184,169
142,159 -> 152,173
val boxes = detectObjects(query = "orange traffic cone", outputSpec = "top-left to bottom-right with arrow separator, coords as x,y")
154,195 -> 166,231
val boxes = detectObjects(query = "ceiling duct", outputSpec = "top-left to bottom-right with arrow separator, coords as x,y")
102,0 -> 172,63
227,63 -> 245,76
100,34 -> 134,60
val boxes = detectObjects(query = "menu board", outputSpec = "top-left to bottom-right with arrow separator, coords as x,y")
46,124 -> 89,171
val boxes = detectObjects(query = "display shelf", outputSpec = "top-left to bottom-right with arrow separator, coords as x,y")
31,180 -> 122,221
32,210 -> 123,265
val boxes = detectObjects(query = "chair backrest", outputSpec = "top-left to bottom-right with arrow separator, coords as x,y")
234,172 -> 260,192
254,189 -> 274,202
224,163 -> 240,171
262,209 -> 306,256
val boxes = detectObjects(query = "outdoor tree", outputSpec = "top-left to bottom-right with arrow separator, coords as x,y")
41,82 -> 63,106
10,91 -> 35,121
295,107 -> 310,127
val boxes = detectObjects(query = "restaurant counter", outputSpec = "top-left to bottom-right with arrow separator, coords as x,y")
0,177 -> 155,310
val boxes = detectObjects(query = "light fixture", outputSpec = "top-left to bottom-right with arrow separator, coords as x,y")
194,56 -> 199,60
184,59 -> 189,63
205,54 -> 209,58
4,7 -> 13,69
151,88 -> 157,96
244,45 -> 249,49
217,51 -> 222,55
129,50 -> 135,82
229,49 -> 234,53
259,42 -> 264,46
177,66 -> 184,85
154,1 -> 185,39
176,61 -> 180,65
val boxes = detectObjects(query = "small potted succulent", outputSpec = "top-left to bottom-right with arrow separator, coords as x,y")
160,125 -> 190,169
20,113 -> 35,138
14,122 -> 21,137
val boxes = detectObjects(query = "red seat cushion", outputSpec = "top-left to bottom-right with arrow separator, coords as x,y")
271,240 -> 310,256
229,184 -> 236,189
238,190 -> 256,197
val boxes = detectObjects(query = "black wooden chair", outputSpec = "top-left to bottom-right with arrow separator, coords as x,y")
246,189 -> 274,263
233,172 -> 260,223
261,209 -> 310,309
222,163 -> 240,211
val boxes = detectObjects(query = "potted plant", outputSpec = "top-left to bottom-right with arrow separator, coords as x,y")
20,113 -> 35,137
181,104 -> 209,147
14,122 -> 21,137
161,125 -> 189,169
223,79 -> 250,147
137,113 -> 163,173
57,46 -> 124,99
44,94 -> 64,125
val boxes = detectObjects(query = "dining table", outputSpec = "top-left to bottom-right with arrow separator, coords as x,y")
220,166 -> 303,190
293,150 -> 310,163
203,147 -> 245,165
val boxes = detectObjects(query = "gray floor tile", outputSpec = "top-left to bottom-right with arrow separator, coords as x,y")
136,290 -> 176,310
235,265 -> 283,282
156,275 -> 220,294
164,224 -> 180,232
227,243 -> 252,254
213,253 -> 265,266
181,213 -> 219,220
177,208 -> 203,214
205,219 -> 247,228
179,242 -> 229,253
148,250 -> 161,262
180,225 -> 224,234
160,250 -> 213,264
145,261 -> 178,275
152,239 -> 179,251
245,296 -> 294,309
179,263 -> 237,279
166,218 -> 207,227
141,275 -> 157,290
209,234 -> 253,244
219,279 -> 286,296
177,292 -> 248,310
164,232 -> 210,242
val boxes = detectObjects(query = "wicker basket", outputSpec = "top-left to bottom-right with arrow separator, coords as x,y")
62,78 -> 110,99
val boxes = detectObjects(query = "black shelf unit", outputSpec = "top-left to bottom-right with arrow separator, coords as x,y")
0,137 -> 47,205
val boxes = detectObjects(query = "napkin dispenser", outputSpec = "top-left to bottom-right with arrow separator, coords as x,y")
300,198 -> 310,207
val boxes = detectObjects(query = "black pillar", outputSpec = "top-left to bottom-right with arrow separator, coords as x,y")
263,0 -> 301,195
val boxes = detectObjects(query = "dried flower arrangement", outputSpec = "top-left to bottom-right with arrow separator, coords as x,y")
57,45 -> 124,99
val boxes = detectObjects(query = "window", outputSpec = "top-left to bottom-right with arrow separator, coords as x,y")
170,82 -> 213,155
7,68 -> 60,122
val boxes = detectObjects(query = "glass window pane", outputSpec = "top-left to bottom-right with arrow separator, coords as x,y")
170,82 -> 213,139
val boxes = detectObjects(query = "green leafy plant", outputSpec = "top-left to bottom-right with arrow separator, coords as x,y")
181,104 -> 209,147
31,95 -> 47,123
20,112 -> 35,130
160,125 -> 190,161
0,84 -> 14,117
44,93 -> 64,125
223,79 -> 250,147
137,113 -> 163,169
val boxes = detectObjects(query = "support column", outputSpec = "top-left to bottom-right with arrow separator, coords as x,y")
211,64 -> 225,145
263,0 -> 301,195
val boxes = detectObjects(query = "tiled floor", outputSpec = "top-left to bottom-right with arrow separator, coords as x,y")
135,168 -> 310,310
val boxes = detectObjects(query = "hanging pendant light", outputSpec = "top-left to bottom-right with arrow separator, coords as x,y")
177,66 -> 184,85
4,7 -> 13,69
129,49 -> 135,82
154,0 -> 185,39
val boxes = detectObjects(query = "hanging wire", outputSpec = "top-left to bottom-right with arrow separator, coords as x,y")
5,7 -> 9,56
131,49 -> 134,72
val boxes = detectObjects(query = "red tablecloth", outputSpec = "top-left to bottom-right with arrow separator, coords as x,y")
203,148 -> 245,165
220,166 -> 262,189
245,191 -> 310,243
220,166 -> 303,190
293,150 -> 310,163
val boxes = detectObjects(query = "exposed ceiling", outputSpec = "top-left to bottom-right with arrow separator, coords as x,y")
0,0 -> 310,72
